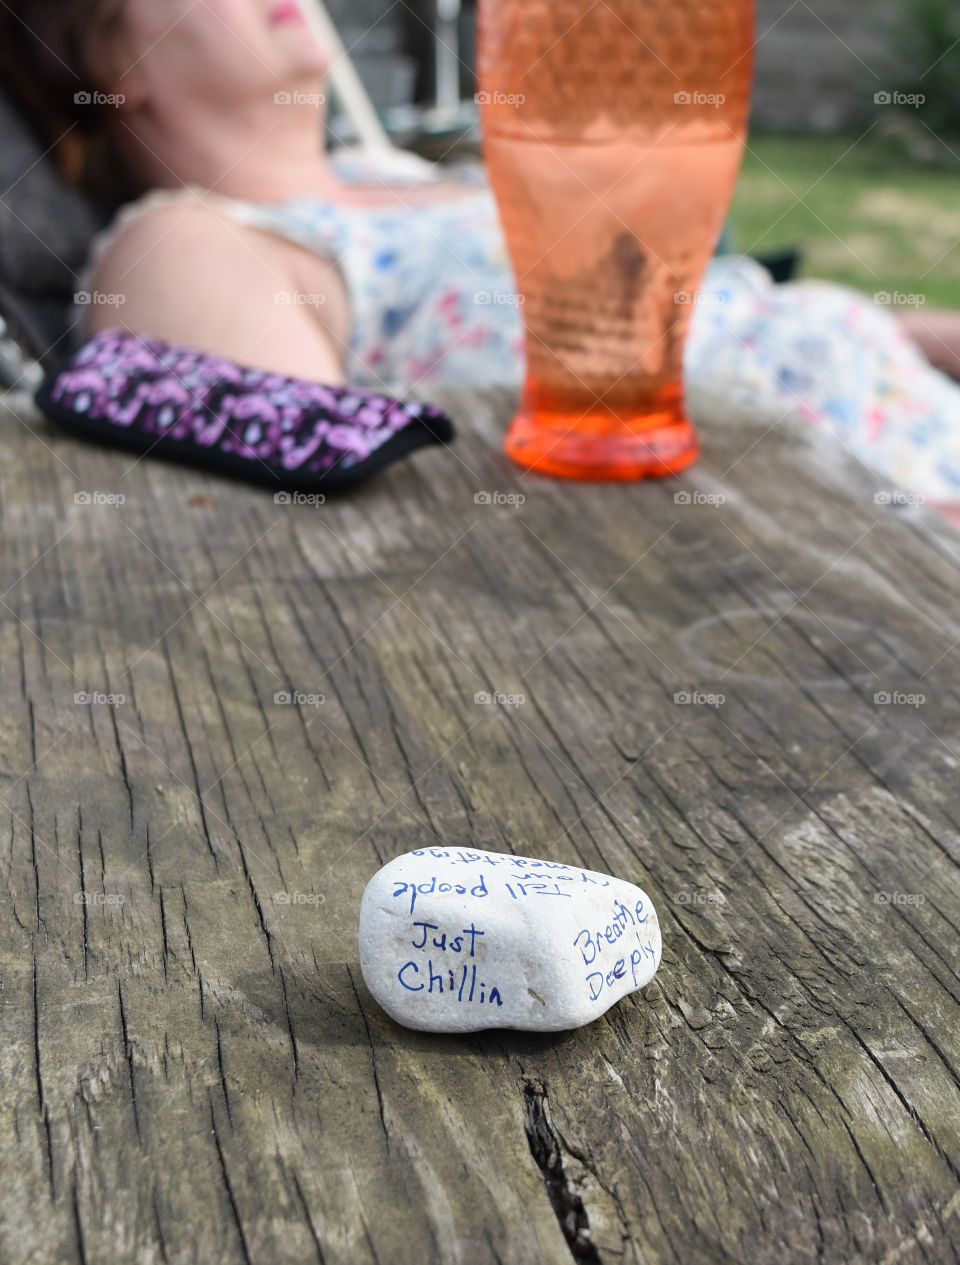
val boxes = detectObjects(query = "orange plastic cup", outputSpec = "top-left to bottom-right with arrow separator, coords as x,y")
478,0 -> 755,480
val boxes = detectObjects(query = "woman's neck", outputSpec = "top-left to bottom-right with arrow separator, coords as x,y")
121,96 -> 341,203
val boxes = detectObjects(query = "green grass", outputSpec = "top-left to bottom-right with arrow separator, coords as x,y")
728,132 -> 960,310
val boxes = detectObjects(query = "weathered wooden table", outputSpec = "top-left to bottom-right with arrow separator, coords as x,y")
1,386 -> 959,1265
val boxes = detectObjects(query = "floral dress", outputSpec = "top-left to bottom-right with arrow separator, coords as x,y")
82,153 -> 960,502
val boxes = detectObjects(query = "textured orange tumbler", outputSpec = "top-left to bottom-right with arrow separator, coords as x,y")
478,0 -> 754,480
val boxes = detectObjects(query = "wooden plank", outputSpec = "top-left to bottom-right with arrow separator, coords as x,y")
0,386 -> 959,1265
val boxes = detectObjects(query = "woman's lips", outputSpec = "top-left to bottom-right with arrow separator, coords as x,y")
269,1 -> 305,25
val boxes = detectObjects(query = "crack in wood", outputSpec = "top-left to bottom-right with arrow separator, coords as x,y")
520,1077 -> 602,1265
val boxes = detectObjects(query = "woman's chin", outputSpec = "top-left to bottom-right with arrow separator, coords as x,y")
283,35 -> 333,78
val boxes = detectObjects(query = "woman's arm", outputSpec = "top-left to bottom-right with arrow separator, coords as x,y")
85,203 -> 349,384
900,309 -> 960,383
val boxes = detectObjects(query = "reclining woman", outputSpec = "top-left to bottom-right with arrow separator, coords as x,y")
3,0 -> 960,503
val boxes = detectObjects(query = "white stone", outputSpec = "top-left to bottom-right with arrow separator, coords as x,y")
358,846 -> 662,1032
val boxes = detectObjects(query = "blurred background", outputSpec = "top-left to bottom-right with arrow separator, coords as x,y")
1,0 -> 957,385
331,0 -> 960,308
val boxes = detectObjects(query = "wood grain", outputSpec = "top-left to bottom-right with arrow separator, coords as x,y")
0,386 -> 958,1265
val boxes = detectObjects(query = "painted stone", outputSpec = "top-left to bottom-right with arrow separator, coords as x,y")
358,846 -> 662,1032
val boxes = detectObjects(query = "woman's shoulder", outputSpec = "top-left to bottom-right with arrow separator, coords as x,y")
78,186 -> 291,343
83,187 -> 237,287
76,184 -> 351,370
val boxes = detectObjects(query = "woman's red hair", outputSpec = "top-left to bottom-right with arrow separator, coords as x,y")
0,0 -> 132,203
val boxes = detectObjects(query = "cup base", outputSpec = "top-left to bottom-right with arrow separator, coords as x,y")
503,404 -> 700,481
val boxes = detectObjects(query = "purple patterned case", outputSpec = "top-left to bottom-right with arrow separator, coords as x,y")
35,328 -> 455,491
